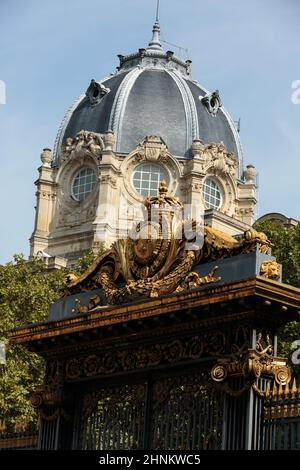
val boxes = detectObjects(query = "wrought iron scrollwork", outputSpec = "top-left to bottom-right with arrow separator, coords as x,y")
151,372 -> 223,450
80,383 -> 146,450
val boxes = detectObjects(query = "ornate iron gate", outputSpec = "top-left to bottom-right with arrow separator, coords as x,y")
150,374 -> 223,450
81,383 -> 146,450
78,370 -> 224,450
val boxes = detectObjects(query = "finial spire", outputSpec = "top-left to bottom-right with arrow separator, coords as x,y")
147,0 -> 162,51
159,179 -> 168,196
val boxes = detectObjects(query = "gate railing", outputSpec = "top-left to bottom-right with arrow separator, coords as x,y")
0,420 -> 38,450
0,431 -> 38,450
263,378 -> 300,450
2,379 -> 300,450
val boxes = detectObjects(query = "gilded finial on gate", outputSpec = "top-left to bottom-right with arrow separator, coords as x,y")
159,179 -> 168,196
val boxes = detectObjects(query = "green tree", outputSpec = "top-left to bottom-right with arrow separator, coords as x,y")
254,220 -> 300,376
0,247 -> 106,432
0,255 -> 64,432
75,244 -> 105,274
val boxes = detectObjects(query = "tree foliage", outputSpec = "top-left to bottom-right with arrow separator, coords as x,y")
0,247 -> 106,432
0,255 -> 64,431
254,220 -> 300,376
255,221 -> 300,288
75,244 -> 105,275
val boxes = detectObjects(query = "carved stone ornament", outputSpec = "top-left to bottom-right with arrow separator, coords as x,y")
191,138 -> 205,157
198,142 -> 237,176
86,79 -> 110,106
40,148 -> 53,167
243,164 -> 257,184
99,174 -> 117,188
63,182 -> 272,307
135,135 -> 168,163
201,90 -> 222,117
260,260 -> 281,281
60,130 -> 104,162
58,202 -> 97,228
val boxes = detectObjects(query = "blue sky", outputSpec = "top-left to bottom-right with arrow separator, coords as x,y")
0,0 -> 299,264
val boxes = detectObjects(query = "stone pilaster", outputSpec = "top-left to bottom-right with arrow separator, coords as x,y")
237,182 -> 257,226
92,132 -> 121,248
30,149 -> 57,256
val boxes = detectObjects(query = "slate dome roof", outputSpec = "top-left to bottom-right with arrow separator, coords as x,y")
53,20 -> 243,164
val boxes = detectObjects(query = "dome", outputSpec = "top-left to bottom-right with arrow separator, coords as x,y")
53,21 -> 243,164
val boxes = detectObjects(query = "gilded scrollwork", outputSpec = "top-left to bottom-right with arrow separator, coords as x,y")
82,384 -> 146,421
255,331 -> 273,355
82,392 -> 98,418
211,347 -> 291,397
64,335 -> 207,380
71,295 -> 102,314
243,228 -> 271,255
210,328 -> 291,396
63,181 -> 271,306
63,327 -> 255,382
175,267 -> 221,292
